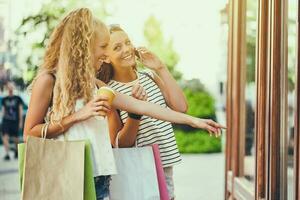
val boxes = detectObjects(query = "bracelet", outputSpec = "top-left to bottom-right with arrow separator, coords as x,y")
128,113 -> 142,120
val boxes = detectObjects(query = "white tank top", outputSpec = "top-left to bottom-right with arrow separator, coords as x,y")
57,99 -> 117,177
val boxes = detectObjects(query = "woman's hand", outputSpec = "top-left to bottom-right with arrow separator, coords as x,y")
74,96 -> 111,122
135,47 -> 165,71
189,118 -> 226,137
131,84 -> 147,101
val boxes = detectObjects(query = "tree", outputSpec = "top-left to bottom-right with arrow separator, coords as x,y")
143,16 -> 182,80
14,0 -> 110,84
14,1 -> 65,83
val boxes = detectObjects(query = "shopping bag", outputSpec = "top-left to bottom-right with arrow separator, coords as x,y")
83,140 -> 97,200
19,137 -> 96,200
20,123 -> 85,200
109,133 -> 160,200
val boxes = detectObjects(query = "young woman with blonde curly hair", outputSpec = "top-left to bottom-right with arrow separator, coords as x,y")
24,8 -> 224,200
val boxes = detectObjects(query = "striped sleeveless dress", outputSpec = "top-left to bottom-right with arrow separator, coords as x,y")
108,70 -> 181,167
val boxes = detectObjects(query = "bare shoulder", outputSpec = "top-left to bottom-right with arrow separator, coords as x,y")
34,73 -> 54,87
31,73 -> 55,98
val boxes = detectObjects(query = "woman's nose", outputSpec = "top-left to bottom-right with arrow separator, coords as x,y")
123,45 -> 132,54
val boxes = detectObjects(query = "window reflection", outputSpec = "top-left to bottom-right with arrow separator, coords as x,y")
244,0 -> 257,184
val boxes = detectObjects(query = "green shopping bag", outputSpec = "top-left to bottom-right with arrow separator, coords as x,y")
18,140 -> 96,200
83,140 -> 97,200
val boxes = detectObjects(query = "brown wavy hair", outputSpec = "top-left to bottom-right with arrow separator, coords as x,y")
97,25 -> 136,83
30,8 -> 106,122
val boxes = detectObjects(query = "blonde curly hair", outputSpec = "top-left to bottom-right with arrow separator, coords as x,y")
31,8 -> 107,123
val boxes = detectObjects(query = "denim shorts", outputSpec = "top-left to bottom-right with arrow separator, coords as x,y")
94,175 -> 111,200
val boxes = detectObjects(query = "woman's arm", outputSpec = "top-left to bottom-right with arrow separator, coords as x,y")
152,68 -> 188,112
112,92 -> 225,134
96,78 -> 224,137
107,109 -> 141,147
24,74 -> 78,140
24,74 -> 111,141
136,47 -> 188,112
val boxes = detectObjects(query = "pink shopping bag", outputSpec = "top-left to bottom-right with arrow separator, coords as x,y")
151,144 -> 170,200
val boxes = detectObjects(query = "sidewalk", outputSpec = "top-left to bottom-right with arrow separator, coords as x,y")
0,146 -> 224,200
174,153 -> 224,200
0,149 -> 19,200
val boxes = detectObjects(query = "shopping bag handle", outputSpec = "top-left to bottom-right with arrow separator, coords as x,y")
40,121 -> 68,140
41,122 -> 50,139
115,131 -> 121,148
115,131 -> 138,148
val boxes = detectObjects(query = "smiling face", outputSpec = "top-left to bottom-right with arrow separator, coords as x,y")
91,24 -> 110,71
107,30 -> 136,70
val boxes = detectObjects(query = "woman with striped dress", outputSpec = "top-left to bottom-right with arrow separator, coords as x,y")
98,25 -> 222,199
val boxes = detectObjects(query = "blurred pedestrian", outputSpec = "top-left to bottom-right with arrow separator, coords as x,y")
1,82 -> 24,161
